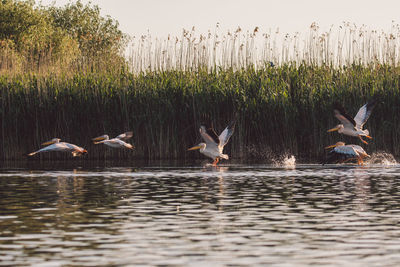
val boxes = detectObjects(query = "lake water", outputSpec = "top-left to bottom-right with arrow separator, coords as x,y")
1,158 -> 400,266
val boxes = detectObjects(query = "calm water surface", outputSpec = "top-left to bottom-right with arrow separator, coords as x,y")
1,161 -> 400,266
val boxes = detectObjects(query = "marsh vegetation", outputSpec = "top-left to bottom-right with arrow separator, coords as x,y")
1,1 -> 399,160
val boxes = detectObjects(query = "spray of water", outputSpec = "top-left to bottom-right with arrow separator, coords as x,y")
273,154 -> 296,169
366,152 -> 398,166
244,144 -> 296,168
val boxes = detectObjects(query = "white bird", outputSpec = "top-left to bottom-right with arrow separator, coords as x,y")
323,141 -> 370,165
92,132 -> 134,149
188,121 -> 235,166
327,99 -> 377,144
28,138 -> 87,157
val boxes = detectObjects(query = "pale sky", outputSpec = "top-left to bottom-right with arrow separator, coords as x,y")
40,0 -> 399,38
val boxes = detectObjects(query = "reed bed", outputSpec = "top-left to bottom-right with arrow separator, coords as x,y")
1,64 -> 400,161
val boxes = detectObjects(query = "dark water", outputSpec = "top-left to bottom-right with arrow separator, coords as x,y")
1,160 -> 400,266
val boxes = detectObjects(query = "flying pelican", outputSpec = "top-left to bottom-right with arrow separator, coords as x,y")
92,132 -> 134,149
327,99 -> 377,144
28,138 -> 87,157
188,121 -> 235,166
323,141 -> 370,165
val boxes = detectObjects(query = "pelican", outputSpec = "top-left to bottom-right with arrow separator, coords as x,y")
323,141 -> 370,165
328,99 -> 377,144
188,121 -> 235,166
28,138 -> 87,157
92,132 -> 134,149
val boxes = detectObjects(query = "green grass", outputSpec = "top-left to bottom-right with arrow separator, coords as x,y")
1,64 -> 399,160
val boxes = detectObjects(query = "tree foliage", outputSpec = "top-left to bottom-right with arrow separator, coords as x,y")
0,0 -> 127,73
49,1 -> 126,57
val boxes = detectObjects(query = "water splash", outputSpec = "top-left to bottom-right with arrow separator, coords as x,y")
366,152 -> 398,166
273,155 -> 296,169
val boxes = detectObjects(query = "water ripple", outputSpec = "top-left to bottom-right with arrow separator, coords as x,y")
1,163 -> 400,266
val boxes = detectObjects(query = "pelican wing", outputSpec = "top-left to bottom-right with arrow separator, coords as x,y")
218,121 -> 235,148
348,144 -> 369,157
353,99 -> 377,127
29,142 -> 86,157
199,126 -> 218,145
333,103 -> 356,127
334,145 -> 359,157
30,142 -> 70,155
324,144 -> 357,165
115,132 -> 133,141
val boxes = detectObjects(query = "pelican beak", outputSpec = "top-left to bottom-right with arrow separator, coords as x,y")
41,140 -> 56,146
324,144 -> 337,149
92,136 -> 106,142
188,145 -> 202,151
327,127 -> 339,132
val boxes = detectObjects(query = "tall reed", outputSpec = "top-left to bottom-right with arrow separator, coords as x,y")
128,23 -> 400,73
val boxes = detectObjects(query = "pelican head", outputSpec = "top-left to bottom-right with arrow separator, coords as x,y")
41,138 -> 61,146
188,143 -> 206,152
325,141 -> 345,149
327,124 -> 344,133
